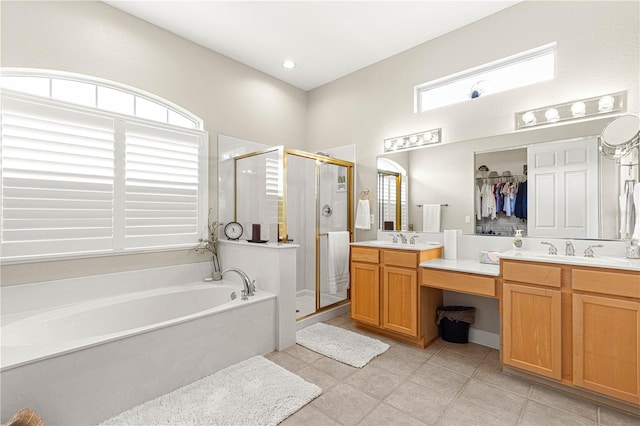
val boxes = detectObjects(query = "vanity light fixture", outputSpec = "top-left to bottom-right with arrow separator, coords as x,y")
383,128 -> 442,153
515,91 -> 626,130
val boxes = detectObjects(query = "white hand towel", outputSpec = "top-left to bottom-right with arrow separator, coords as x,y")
327,231 -> 350,294
422,204 -> 441,232
355,199 -> 371,230
633,184 -> 640,240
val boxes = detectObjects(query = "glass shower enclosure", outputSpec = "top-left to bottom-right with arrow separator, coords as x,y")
233,147 -> 354,320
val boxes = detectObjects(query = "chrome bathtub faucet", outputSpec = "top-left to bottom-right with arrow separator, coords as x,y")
221,268 -> 255,300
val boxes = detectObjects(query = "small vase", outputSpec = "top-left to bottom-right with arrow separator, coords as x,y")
211,254 -> 222,281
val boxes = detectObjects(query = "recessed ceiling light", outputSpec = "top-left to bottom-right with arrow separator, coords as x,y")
282,60 -> 296,69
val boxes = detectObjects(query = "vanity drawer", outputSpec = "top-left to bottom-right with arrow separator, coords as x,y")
502,260 -> 561,288
572,268 -> 640,298
383,250 -> 417,268
421,269 -> 496,297
351,247 -> 379,263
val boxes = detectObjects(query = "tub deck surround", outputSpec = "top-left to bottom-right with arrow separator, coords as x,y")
0,264 -> 277,426
218,239 -> 299,350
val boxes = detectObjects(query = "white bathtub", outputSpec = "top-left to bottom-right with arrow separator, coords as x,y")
1,273 -> 277,426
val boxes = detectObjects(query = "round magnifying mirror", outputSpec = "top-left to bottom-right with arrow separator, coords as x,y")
602,115 -> 640,146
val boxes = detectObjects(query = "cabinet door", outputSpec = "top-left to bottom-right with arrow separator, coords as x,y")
503,283 -> 562,379
382,266 -> 418,337
350,262 -> 380,326
573,293 -> 640,404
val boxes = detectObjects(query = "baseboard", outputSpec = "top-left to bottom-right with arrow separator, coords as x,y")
468,328 -> 500,349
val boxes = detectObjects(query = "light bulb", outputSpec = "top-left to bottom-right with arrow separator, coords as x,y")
409,135 -> 418,144
522,111 -> 536,125
598,95 -> 615,112
545,108 -> 560,122
571,102 -> 586,116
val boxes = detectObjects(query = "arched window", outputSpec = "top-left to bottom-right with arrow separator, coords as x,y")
1,69 -> 208,262
0,68 -> 202,129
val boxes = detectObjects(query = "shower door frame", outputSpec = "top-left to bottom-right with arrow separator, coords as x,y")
232,147 -> 355,319
285,149 -> 354,319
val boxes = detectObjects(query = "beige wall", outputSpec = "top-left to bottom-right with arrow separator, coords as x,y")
0,1 -> 307,285
306,0 -> 640,240
2,1 -> 639,286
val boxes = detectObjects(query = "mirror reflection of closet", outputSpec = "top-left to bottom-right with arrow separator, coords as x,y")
474,148 -> 527,236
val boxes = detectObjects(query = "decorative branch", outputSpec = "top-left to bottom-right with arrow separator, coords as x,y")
194,215 -> 224,273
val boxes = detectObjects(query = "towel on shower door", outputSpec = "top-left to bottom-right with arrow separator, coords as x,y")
327,231 -> 350,294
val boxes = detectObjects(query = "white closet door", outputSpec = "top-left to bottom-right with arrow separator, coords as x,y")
528,137 -> 599,238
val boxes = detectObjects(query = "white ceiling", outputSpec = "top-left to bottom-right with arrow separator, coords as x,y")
105,1 -> 522,91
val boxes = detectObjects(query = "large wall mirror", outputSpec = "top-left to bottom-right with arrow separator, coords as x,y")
376,115 -> 633,241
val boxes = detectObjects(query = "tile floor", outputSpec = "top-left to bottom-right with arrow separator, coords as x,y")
268,313 -> 639,426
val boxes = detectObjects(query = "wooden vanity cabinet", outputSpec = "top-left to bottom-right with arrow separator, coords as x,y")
382,251 -> 419,337
502,259 -> 640,410
350,245 -> 441,347
572,268 -> 640,404
350,247 -> 380,326
502,260 -> 563,380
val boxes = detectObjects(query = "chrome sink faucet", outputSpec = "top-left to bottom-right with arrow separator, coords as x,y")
584,244 -> 603,258
541,241 -> 557,255
397,233 -> 407,244
565,241 -> 575,256
222,268 -> 255,300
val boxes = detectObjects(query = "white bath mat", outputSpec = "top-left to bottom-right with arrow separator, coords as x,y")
100,356 -> 321,426
296,322 -> 389,368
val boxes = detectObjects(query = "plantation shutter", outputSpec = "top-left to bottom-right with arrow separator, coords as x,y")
1,96 -> 115,258
1,92 -> 208,262
123,122 -> 206,249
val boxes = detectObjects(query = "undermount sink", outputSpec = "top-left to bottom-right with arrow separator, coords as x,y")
503,250 -> 632,268
538,254 -> 630,266
354,240 -> 442,250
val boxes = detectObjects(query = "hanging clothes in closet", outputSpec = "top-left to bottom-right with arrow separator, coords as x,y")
514,181 -> 527,220
477,177 -> 526,221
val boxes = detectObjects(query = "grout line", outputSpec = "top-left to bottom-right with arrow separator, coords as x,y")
454,375 -> 472,399
516,399 -> 530,425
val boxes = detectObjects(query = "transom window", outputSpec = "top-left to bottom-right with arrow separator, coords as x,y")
415,43 -> 556,113
0,68 -> 202,130
0,69 -> 208,263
